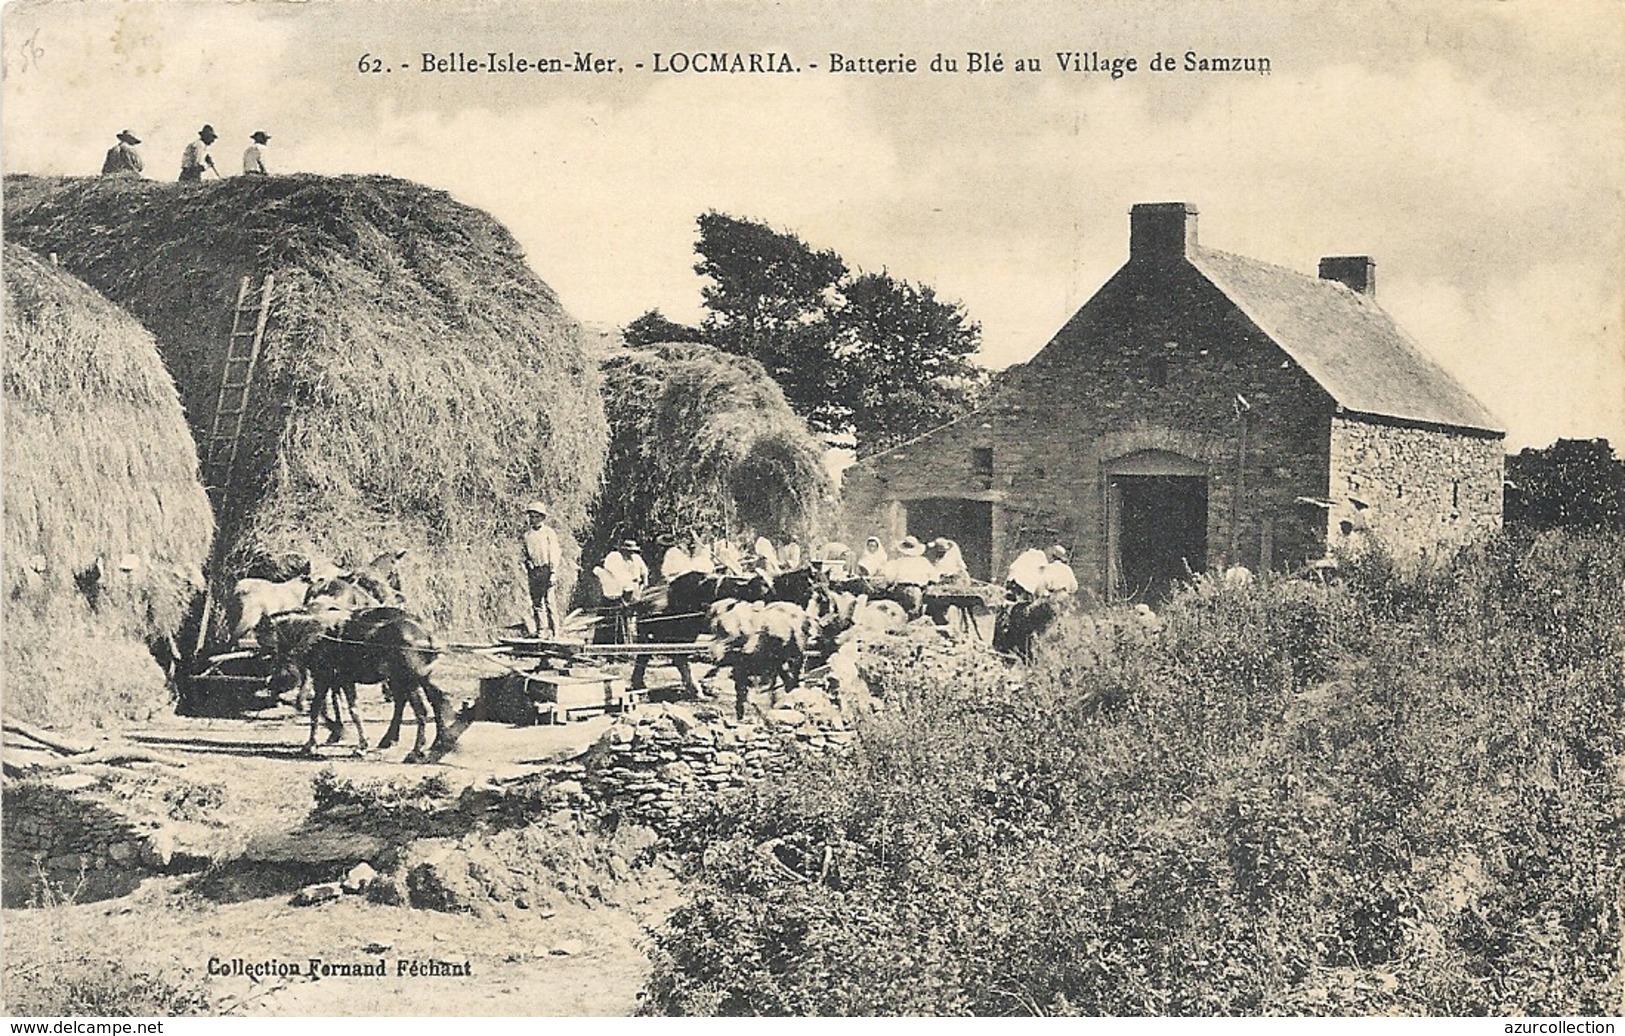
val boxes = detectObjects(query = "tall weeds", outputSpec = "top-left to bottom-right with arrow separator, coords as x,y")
644,530 -> 1623,1015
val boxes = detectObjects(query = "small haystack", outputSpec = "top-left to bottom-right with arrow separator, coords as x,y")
594,343 -> 830,556
5,174 -> 609,634
3,246 -> 214,726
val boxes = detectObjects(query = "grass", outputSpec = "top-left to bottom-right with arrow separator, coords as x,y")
641,529 -> 1624,1015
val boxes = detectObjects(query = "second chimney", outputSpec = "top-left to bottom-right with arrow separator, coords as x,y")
1319,255 -> 1376,296
1130,202 -> 1198,260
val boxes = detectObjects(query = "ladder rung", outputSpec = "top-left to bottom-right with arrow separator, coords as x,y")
221,382 -> 249,391
231,330 -> 259,337
215,409 -> 244,419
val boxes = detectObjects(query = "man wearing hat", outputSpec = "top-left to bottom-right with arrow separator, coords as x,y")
884,535 -> 938,618
179,124 -> 218,182
521,501 -> 562,637
101,130 -> 144,177
595,540 -> 649,644
242,131 -> 271,176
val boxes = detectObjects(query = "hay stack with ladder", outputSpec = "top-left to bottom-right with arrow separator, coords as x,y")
5,173 -> 610,648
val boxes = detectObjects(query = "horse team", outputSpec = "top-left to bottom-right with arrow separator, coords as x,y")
225,543 -> 997,763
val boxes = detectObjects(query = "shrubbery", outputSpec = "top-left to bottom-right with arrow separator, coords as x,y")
642,531 -> 1623,1015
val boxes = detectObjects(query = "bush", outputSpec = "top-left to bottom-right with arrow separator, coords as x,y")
642,531 -> 1623,1015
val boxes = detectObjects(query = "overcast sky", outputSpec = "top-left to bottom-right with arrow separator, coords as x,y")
4,0 -> 1621,449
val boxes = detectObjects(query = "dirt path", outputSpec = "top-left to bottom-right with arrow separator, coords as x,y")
4,699 -> 689,1016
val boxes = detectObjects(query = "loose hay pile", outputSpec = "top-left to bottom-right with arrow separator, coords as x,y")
595,342 -> 829,553
3,246 -> 214,726
4,174 -> 609,633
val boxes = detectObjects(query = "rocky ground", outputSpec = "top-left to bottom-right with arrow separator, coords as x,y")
2,684 -> 687,1017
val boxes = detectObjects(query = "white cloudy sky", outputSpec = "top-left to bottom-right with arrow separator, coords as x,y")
4,0 -> 1621,449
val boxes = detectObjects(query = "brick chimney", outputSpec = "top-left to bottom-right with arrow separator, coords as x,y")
1130,202 -> 1198,260
1318,255 -> 1376,296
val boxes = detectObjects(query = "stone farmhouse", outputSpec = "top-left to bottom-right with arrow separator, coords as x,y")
840,202 -> 1505,601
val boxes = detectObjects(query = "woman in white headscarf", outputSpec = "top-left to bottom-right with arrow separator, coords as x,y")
928,537 -> 970,585
856,536 -> 888,578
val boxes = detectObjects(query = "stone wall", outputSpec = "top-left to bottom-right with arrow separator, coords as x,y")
574,697 -> 854,832
2,774 -> 220,906
1328,416 -> 1504,555
842,258 -> 1336,595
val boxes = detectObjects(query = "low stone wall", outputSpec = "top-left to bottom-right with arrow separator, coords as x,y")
1,773 -> 220,907
574,696 -> 855,831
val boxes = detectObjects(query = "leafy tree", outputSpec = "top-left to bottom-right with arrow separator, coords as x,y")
694,212 -> 847,431
623,309 -> 706,348
832,271 -> 986,453
688,212 -> 986,448
1506,438 -> 1625,530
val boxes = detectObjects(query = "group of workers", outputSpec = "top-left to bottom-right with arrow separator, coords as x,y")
100,125 -> 273,181
519,496 -> 1081,639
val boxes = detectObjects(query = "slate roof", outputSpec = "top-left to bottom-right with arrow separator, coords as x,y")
1189,247 -> 1502,434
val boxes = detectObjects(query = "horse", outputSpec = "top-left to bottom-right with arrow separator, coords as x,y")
707,599 -> 816,719
628,569 -> 771,693
263,605 -> 455,762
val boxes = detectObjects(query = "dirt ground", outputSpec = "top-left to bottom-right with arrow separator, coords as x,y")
2,675 -> 697,1017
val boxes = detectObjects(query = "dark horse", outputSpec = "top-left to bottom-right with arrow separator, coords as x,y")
266,606 -> 456,762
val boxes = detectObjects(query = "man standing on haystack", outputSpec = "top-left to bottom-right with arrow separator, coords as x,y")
179,124 -> 218,182
242,131 -> 271,175
100,130 -> 144,176
522,501 -> 562,637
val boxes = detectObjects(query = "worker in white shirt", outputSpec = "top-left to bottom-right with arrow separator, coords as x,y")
521,501 -> 563,636
242,131 -> 271,175
596,540 -> 649,643
179,124 -> 218,182
884,536 -> 938,617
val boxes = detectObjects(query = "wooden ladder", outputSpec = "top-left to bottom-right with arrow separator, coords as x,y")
192,274 -> 275,659
202,274 -> 275,502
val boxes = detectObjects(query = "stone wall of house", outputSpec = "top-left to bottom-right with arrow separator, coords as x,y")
842,258 -> 1336,596
1327,416 -> 1504,555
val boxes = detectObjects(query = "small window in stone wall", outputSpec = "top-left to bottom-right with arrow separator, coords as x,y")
1452,480 -> 1460,509
1148,357 -> 1168,388
972,447 -> 993,479
1396,483 -> 1404,499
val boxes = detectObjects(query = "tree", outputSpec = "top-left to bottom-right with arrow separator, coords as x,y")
694,212 -> 848,431
623,308 -> 706,348
1505,438 -> 1625,530
689,212 -> 987,448
832,271 -> 986,453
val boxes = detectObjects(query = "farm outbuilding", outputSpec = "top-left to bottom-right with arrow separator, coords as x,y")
841,202 -> 1505,601
4,174 -> 609,635
3,245 -> 215,726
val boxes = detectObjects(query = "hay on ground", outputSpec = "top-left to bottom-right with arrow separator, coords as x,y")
5,174 -> 609,637
3,245 -> 214,726
594,342 -> 830,560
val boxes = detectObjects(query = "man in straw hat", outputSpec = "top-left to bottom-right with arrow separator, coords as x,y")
179,124 -> 218,182
596,539 -> 649,644
884,535 -> 938,618
242,130 -> 271,175
101,130 -> 144,176
521,501 -> 562,637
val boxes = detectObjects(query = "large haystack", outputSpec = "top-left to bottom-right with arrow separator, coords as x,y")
594,342 -> 830,557
3,245 -> 214,726
5,174 -> 608,633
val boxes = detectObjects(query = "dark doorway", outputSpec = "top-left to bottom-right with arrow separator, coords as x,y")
904,497 -> 993,581
1112,475 -> 1207,601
